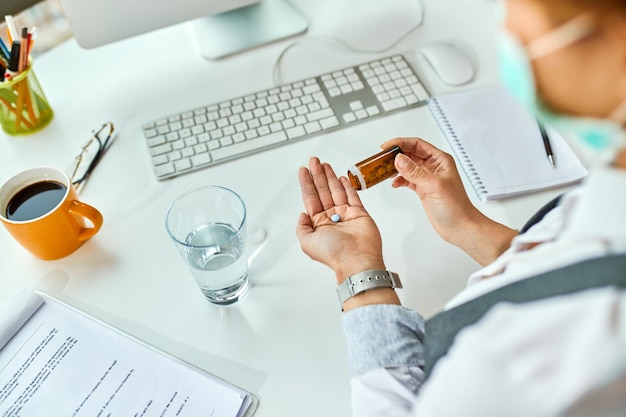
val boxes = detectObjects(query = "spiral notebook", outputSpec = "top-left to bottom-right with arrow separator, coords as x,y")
428,85 -> 588,202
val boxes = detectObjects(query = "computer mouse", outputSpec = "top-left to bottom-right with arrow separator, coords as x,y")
419,42 -> 475,86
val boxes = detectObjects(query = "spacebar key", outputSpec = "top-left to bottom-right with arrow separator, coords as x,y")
211,131 -> 288,161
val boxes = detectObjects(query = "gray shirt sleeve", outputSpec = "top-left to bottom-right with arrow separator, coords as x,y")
341,304 -> 426,376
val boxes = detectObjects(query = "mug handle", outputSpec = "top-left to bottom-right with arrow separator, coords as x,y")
69,201 -> 104,241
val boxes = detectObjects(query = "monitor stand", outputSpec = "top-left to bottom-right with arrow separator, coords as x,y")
191,0 -> 308,60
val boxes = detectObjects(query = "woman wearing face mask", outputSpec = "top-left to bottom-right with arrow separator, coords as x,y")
296,0 -> 626,416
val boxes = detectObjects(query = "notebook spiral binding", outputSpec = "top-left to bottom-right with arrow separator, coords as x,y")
429,97 -> 488,198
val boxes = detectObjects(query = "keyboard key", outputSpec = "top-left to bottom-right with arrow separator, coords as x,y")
355,110 -> 368,120
343,113 -> 357,123
304,121 -> 321,134
152,155 -> 168,165
286,125 -> 306,139
405,94 -> 420,105
147,136 -> 167,147
306,108 -> 334,122
381,97 -> 408,111
303,84 -> 320,94
258,126 -> 271,136
328,87 -> 341,97
349,101 -> 363,111
175,159 -> 192,171
366,106 -> 380,117
149,143 -> 172,156
192,153 -> 212,167
320,116 -> 339,129
155,163 -> 175,177
411,83 -> 429,101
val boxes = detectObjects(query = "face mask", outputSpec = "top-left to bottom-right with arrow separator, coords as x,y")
496,6 -> 626,164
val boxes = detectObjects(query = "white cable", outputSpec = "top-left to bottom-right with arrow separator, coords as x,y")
272,0 -> 425,86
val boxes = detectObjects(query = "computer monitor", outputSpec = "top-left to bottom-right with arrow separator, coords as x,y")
57,0 -> 308,60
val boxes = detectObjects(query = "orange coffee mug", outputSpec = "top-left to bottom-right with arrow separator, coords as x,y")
0,166 -> 103,260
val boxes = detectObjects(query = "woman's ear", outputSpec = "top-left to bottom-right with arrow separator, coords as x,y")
606,13 -> 626,120
612,148 -> 626,169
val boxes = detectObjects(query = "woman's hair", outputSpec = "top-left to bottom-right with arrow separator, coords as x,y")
547,0 -> 626,13
528,0 -> 626,25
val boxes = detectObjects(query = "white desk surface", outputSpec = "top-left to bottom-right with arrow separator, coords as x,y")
0,0 -> 572,415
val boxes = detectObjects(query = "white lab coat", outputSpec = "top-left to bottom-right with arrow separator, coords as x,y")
342,168 -> 626,416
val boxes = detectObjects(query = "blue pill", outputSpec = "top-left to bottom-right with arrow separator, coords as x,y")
331,214 -> 340,223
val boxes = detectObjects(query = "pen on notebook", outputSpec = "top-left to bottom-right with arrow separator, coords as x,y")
537,120 -> 555,168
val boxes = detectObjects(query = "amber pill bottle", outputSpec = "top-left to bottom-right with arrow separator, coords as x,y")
347,146 -> 404,190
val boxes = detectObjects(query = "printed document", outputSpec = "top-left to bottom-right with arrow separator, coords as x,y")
0,291 -> 256,417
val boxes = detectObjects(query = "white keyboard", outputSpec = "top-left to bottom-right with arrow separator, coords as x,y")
142,53 -> 430,180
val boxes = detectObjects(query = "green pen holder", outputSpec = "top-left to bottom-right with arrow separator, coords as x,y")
0,64 -> 53,136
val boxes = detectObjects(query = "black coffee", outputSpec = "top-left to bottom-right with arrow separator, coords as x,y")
5,181 -> 67,221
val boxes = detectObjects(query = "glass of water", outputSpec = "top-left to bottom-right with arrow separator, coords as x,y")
165,186 -> 249,305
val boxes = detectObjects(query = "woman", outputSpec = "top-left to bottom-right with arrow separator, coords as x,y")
296,0 -> 626,415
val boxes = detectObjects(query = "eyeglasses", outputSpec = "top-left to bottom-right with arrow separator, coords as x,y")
70,122 -> 115,191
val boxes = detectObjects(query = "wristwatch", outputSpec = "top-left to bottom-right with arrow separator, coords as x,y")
336,269 -> 402,308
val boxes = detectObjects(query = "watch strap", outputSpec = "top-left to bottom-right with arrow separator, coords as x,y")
337,269 -> 402,308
